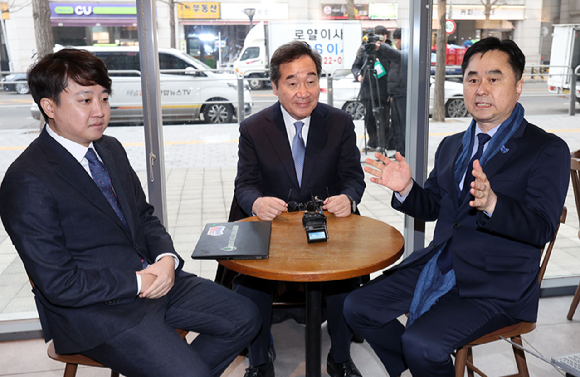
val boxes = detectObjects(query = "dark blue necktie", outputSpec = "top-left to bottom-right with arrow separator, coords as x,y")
438,133 -> 491,273
292,121 -> 306,187
458,133 -> 491,202
85,148 -> 127,227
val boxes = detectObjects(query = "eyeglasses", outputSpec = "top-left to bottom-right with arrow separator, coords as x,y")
286,188 -> 327,213
287,199 -> 324,212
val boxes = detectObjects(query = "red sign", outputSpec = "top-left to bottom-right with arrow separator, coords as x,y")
445,19 -> 456,34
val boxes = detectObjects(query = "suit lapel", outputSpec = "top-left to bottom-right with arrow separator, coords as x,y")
457,119 -> 527,207
39,131 -> 131,236
300,104 -> 328,196
94,142 -> 135,237
479,119 -> 526,181
264,103 -> 301,189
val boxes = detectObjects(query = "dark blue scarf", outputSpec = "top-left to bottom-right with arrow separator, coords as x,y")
454,102 -> 525,188
408,103 -> 525,328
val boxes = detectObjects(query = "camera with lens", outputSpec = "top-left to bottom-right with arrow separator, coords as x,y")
301,197 -> 328,243
362,32 -> 381,56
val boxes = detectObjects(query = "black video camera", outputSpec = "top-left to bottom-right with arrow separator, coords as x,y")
362,32 -> 381,56
301,196 -> 328,243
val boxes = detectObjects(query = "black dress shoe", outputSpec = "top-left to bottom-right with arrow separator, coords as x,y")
243,361 -> 274,377
327,352 -> 362,377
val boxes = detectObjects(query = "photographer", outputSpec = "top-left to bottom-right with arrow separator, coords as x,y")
351,25 -> 391,152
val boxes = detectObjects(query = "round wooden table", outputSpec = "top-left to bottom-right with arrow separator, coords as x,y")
220,211 -> 404,377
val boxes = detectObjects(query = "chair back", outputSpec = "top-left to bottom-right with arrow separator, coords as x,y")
538,206 -> 567,284
571,151 -> 580,239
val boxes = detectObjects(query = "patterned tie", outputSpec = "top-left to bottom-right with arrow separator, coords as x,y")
458,133 -> 492,202
85,148 -> 127,227
438,133 -> 491,273
292,121 -> 306,187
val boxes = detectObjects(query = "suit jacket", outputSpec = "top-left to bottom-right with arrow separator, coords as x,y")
0,129 -> 184,354
391,119 -> 570,322
234,102 -> 365,216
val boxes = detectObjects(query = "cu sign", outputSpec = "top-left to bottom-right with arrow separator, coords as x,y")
445,20 -> 456,34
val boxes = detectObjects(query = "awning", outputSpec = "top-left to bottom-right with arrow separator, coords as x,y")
360,20 -> 398,30
433,19 -> 515,30
475,20 -> 515,30
52,18 -> 137,26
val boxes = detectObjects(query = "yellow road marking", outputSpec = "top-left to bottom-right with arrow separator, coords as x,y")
1,129 -> 578,151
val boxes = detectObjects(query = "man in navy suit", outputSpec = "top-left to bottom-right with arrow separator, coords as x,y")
0,48 -> 260,377
233,41 -> 366,377
343,38 -> 570,376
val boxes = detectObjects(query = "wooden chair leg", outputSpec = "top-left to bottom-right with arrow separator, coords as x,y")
63,363 -> 78,377
510,336 -> 530,377
567,283 -> 580,320
467,348 -> 475,377
455,347 -> 468,377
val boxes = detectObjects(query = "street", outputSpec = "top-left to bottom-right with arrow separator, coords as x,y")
0,79 -> 577,131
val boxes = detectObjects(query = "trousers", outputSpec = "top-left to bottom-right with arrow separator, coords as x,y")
234,274 -> 360,366
82,272 -> 261,377
343,265 -> 517,376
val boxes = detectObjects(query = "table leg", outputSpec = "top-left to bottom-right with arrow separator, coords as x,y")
306,282 -> 322,377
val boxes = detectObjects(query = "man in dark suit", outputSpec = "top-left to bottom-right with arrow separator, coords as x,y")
343,38 -> 570,376
0,48 -> 260,377
233,41 -> 366,377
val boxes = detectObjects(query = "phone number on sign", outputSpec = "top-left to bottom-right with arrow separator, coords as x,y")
322,56 -> 343,65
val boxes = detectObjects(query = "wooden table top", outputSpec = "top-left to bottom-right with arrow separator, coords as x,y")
219,212 -> 405,282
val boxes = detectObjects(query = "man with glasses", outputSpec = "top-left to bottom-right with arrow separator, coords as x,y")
232,41 -> 366,377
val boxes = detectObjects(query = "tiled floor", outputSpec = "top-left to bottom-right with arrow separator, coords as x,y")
1,295 -> 579,376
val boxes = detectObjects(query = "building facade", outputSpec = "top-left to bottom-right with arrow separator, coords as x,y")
0,0 -> 574,73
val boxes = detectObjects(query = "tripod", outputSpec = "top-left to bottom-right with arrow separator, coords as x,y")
358,49 -> 388,157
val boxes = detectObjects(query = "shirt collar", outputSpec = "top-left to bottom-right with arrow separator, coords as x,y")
279,104 -> 311,129
45,124 -> 95,163
475,122 -> 500,138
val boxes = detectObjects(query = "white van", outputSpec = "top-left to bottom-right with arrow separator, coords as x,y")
31,46 -> 253,124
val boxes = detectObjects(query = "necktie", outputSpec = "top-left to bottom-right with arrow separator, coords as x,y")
292,121 -> 306,187
438,133 -> 491,273
85,148 -> 127,227
458,133 -> 491,202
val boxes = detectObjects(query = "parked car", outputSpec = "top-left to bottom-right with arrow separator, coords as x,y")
1,73 -> 29,94
31,46 -> 252,124
319,74 -> 468,119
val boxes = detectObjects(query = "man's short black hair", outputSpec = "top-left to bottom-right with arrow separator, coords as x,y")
461,37 -> 526,81
393,28 -> 402,40
375,25 -> 388,38
28,48 -> 112,122
269,41 -> 322,88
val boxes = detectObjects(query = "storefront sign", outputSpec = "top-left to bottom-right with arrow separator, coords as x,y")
269,21 -> 361,72
219,3 -> 288,21
433,5 -> 525,20
368,3 -> 398,20
321,4 -> 369,20
50,3 -> 136,18
49,2 -> 138,26
177,2 -> 219,19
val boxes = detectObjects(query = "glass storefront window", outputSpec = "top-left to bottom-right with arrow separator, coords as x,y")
0,0 -> 579,339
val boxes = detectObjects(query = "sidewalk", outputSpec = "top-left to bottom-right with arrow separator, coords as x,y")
0,114 -> 579,323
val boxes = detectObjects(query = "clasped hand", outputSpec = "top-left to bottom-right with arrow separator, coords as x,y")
252,194 -> 351,221
137,255 -> 175,299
